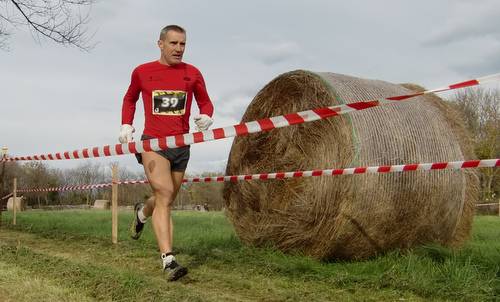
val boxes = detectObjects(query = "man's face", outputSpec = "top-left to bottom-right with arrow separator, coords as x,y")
158,30 -> 186,66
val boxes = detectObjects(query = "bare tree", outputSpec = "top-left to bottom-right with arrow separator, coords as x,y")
0,159 -> 21,199
61,162 -> 104,205
10,161 -> 60,208
0,0 -> 95,50
452,87 -> 500,201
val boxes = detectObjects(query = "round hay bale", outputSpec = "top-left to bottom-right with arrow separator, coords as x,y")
7,196 -> 26,212
93,199 -> 110,210
223,70 -> 477,260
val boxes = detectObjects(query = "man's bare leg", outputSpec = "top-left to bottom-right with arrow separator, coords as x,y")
169,171 -> 185,243
140,151 -> 189,281
142,170 -> 185,245
141,151 -> 175,253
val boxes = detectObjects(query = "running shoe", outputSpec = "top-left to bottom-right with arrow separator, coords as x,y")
164,259 -> 188,281
129,202 -> 145,240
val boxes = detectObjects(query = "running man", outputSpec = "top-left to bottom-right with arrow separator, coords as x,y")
120,24 -> 214,281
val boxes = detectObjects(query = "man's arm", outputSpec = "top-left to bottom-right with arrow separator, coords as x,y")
192,69 -> 214,131
122,68 -> 141,125
120,68 -> 141,142
193,69 -> 214,117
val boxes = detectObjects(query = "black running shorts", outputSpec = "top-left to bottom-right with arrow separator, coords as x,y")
135,135 -> 190,172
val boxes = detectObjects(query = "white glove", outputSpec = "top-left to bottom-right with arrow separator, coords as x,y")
119,124 -> 135,143
194,114 -> 213,131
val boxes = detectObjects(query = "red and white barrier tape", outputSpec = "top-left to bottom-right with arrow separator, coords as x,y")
475,203 -> 499,207
15,158 -> 499,193
16,183 -> 112,193
3,73 -> 499,162
116,180 -> 149,186
16,180 -> 152,193
182,159 -> 499,183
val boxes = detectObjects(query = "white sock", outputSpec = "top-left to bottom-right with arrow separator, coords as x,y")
161,253 -> 175,269
137,206 -> 148,223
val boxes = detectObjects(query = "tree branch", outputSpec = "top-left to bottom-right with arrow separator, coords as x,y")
5,0 -> 95,50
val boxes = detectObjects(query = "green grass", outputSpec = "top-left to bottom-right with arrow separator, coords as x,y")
0,210 -> 499,301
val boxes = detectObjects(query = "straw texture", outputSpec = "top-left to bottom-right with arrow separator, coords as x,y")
223,70 -> 477,260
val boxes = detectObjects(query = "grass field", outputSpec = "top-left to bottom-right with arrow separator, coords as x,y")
0,210 -> 499,301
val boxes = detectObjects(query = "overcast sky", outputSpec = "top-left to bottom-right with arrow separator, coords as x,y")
1,0 -> 499,177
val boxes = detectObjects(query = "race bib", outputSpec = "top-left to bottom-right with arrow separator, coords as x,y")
152,90 -> 187,115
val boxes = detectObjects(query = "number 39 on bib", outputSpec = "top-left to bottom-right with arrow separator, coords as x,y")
152,90 -> 187,115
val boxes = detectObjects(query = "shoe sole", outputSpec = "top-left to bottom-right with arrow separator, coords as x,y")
129,217 -> 143,240
168,267 -> 188,281
129,203 -> 144,240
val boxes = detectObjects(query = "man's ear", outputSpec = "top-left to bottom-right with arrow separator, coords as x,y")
157,39 -> 163,49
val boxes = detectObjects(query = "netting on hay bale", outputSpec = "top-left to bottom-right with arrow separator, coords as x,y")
223,70 -> 478,260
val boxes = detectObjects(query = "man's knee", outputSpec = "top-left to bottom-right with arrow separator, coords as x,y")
154,187 -> 175,205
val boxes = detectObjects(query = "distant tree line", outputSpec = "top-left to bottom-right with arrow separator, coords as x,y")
0,161 -> 225,210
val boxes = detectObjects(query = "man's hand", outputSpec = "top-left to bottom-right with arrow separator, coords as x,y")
194,114 -> 213,131
119,124 -> 135,143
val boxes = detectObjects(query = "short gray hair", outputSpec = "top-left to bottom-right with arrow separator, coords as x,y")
159,25 -> 186,40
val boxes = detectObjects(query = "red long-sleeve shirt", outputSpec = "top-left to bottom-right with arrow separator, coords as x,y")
122,60 -> 214,138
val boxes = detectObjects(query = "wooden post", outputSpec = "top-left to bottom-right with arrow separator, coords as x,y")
13,178 -> 17,225
111,164 -> 118,244
0,147 -> 8,200
0,147 -> 8,227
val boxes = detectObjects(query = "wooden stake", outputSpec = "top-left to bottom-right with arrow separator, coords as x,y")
13,178 -> 17,226
111,165 -> 118,244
